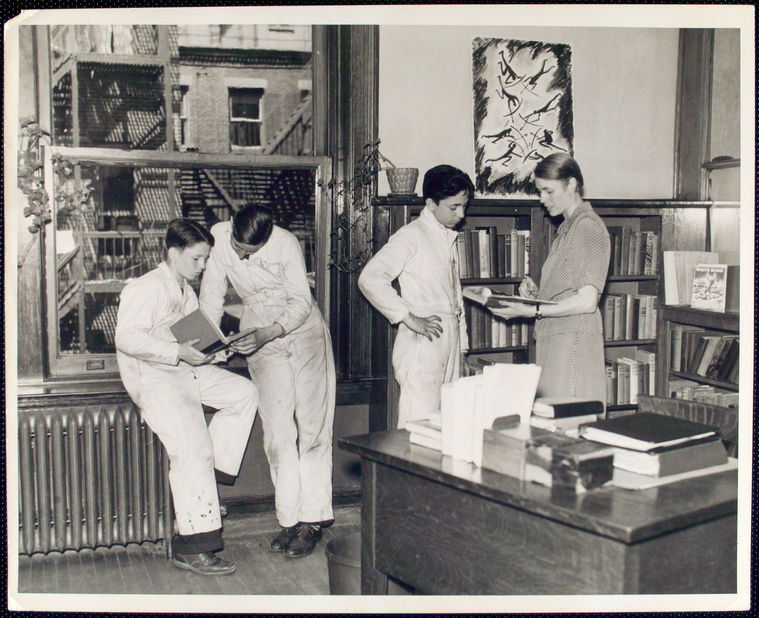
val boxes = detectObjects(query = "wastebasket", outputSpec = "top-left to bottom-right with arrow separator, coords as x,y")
325,532 -> 361,595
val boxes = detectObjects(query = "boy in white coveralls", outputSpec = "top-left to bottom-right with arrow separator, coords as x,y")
115,219 -> 259,576
200,203 -> 336,558
359,165 -> 474,428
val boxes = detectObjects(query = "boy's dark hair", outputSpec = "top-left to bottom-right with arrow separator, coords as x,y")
232,202 -> 274,246
166,218 -> 214,250
422,165 -> 475,204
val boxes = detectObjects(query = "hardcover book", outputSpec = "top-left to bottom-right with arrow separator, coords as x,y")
170,307 -> 256,354
531,397 -> 605,419
463,286 -> 557,308
581,412 -> 718,452
690,263 -> 728,312
612,437 -> 727,477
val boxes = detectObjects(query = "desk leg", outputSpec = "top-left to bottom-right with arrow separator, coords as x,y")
360,459 -> 389,595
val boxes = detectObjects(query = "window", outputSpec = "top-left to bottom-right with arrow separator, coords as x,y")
229,88 -> 264,148
44,147 -> 330,377
179,85 -> 190,148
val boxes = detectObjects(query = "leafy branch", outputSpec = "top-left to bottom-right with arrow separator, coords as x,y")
322,140 -> 395,274
17,118 -> 91,272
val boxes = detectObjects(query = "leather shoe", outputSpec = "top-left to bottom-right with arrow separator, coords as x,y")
285,523 -> 322,558
173,552 -> 236,576
270,525 -> 299,552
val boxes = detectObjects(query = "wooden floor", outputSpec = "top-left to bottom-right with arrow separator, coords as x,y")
16,505 -> 361,597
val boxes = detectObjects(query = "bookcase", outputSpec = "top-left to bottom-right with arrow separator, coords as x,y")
592,205 -> 665,415
657,305 -> 739,406
371,196 -> 548,427
370,197 -> 715,426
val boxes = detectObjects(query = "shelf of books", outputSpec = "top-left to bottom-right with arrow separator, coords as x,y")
593,208 -> 663,415
658,305 -> 739,409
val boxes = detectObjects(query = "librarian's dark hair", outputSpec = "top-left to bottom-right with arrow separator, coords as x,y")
166,218 -> 214,250
423,165 -> 475,203
533,153 -> 584,191
233,202 -> 274,246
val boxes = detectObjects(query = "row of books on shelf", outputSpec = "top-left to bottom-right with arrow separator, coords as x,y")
457,228 -> 530,279
670,327 -> 739,383
602,293 -> 657,341
466,303 -> 530,350
605,351 -> 656,406
668,379 -> 739,408
607,227 -> 659,276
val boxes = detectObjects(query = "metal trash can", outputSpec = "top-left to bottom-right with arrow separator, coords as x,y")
325,532 -> 361,595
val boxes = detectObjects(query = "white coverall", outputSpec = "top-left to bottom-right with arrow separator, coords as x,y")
200,222 -> 335,528
358,206 -> 468,427
115,262 -> 259,537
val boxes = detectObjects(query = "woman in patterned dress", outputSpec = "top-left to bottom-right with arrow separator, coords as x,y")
489,153 -> 610,403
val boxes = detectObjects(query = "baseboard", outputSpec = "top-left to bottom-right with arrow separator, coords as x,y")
222,487 -> 362,518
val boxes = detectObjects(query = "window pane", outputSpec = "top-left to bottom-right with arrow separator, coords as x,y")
230,121 -> 261,147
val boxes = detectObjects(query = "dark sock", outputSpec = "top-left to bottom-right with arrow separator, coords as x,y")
173,528 -> 223,555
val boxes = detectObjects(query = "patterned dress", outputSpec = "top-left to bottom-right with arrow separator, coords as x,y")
535,201 -> 610,403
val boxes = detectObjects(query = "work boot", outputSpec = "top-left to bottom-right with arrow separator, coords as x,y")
285,523 -> 323,558
173,551 -> 236,576
270,524 -> 299,552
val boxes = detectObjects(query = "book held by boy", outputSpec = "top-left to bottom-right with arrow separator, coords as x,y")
170,307 -> 257,354
463,286 -> 557,308
580,412 -> 718,452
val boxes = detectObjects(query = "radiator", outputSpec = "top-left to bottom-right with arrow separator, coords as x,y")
18,400 -> 173,556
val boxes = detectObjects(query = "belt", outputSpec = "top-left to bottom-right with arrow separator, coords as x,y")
241,287 -> 288,306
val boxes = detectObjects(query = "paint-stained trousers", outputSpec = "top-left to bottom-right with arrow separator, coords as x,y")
244,307 -> 336,528
393,313 -> 461,428
128,363 -> 259,537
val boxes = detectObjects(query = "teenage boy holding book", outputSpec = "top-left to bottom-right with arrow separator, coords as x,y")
359,164 -> 475,428
115,219 -> 259,576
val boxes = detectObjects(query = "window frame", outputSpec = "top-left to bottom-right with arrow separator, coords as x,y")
43,145 -> 331,378
228,87 -> 265,149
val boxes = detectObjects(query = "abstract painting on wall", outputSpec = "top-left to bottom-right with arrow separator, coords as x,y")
472,37 -> 574,196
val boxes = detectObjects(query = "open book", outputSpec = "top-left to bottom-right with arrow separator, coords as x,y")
170,307 -> 257,354
462,286 -> 557,308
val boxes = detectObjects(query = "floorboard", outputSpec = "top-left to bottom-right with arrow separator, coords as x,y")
16,505 -> 361,597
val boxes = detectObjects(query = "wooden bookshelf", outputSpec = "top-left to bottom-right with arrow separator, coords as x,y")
657,305 -> 740,401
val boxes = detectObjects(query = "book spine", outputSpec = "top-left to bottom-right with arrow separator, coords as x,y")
603,295 -> 615,341
477,229 -> 490,278
620,227 -> 631,275
488,226 -> 498,278
509,229 -> 519,277
457,232 -> 468,278
496,234 -> 506,279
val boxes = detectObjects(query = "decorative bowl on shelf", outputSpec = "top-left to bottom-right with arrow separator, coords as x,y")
386,167 -> 419,195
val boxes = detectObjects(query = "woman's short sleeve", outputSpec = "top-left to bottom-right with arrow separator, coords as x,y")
571,217 -> 610,293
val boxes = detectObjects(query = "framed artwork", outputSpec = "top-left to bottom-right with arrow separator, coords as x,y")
473,37 -> 574,196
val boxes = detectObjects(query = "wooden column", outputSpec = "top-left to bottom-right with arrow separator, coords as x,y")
327,25 -> 380,379
17,25 -> 51,380
673,29 -> 714,200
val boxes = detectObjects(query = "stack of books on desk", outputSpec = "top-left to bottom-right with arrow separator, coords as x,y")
529,397 -> 604,435
405,415 -> 443,451
580,412 -> 730,489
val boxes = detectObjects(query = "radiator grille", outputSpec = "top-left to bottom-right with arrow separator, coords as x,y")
18,402 -> 173,556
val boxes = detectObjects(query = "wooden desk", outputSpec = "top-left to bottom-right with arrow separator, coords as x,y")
339,430 -> 737,595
